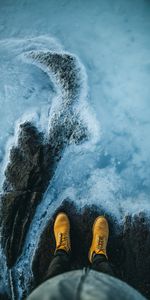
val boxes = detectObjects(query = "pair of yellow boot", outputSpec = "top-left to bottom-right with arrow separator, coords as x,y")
54,213 -> 109,262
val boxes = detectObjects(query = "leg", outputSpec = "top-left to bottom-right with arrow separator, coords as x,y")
91,253 -> 114,276
45,249 -> 71,279
89,216 -> 114,276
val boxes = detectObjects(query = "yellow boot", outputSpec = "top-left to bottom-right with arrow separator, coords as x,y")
54,212 -> 71,253
89,216 -> 109,263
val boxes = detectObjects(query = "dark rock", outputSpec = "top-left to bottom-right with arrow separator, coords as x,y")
26,52 -> 81,99
1,122 -> 53,268
31,199 -> 150,299
1,191 -> 43,267
122,213 -> 150,299
3,122 -> 52,193
0,293 -> 10,300
0,278 -> 11,300
1,119 -> 64,267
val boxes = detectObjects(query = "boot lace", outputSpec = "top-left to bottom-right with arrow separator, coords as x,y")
57,232 -> 70,251
96,236 -> 105,252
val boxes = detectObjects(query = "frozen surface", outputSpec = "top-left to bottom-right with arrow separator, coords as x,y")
0,0 -> 150,297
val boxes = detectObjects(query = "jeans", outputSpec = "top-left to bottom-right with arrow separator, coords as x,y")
45,250 -> 114,280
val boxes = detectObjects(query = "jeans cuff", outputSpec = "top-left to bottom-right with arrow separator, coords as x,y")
92,253 -> 108,264
55,249 -> 71,258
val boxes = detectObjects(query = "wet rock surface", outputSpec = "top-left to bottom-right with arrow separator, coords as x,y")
122,214 -> 150,298
32,200 -> 150,299
1,122 -> 53,268
3,122 -> 53,193
1,192 -> 41,267
26,52 -> 81,99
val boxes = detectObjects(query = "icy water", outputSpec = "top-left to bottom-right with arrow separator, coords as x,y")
0,0 -> 150,217
0,0 -> 150,297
